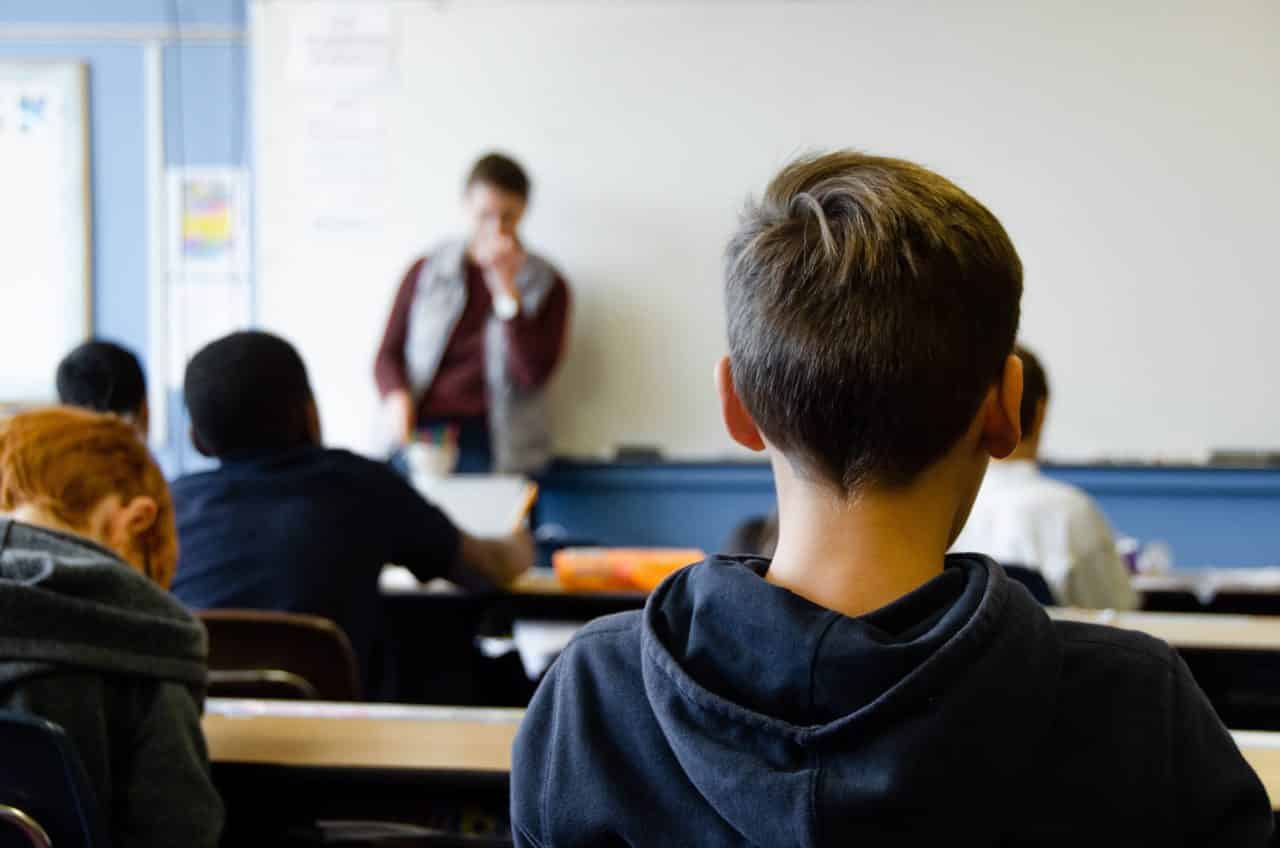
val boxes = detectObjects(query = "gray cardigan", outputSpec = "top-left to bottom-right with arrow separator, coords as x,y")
406,240 -> 558,473
0,518 -> 223,847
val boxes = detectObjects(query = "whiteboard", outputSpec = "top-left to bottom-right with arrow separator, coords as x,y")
0,62 -> 91,403
252,0 -> 1280,462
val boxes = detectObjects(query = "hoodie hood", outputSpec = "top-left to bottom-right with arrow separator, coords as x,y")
0,518 -> 207,692
640,554 -> 1060,846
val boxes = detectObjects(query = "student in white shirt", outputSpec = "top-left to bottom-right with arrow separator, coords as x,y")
952,345 -> 1138,610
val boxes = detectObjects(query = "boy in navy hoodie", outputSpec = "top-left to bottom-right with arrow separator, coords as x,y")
511,152 -> 1273,845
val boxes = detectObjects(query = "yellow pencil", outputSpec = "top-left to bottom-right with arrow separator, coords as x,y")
510,482 -> 539,532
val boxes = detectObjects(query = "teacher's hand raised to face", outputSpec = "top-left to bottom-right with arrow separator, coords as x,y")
373,152 -> 572,475
471,232 -> 528,316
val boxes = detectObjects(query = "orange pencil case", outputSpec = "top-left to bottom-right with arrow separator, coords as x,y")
552,547 -> 705,593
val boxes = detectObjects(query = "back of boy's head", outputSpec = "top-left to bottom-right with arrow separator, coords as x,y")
56,340 -> 147,418
0,406 -> 177,587
1015,344 -> 1049,436
725,151 -> 1023,492
184,331 -> 315,458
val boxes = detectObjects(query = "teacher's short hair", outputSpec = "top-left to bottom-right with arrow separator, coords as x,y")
185,331 -> 314,458
466,152 -> 530,200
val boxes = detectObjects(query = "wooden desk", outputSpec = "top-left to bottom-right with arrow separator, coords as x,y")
205,700 -> 520,843
378,568 -> 645,705
381,565 -> 646,606
1235,732 -> 1280,811
204,699 -> 521,773
1137,569 -> 1280,617
1138,570 -> 1280,598
1049,609 -> 1280,652
204,701 -> 1280,818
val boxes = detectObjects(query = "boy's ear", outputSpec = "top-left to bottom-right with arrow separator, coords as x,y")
305,396 -> 323,446
190,425 -> 214,458
980,353 -> 1023,460
134,399 -> 150,441
115,495 -> 158,540
715,357 -> 766,452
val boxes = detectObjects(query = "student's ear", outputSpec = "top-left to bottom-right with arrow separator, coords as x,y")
190,425 -> 214,458
715,357 -> 766,452
112,496 -> 158,546
979,353 -> 1023,459
135,399 -> 150,442
305,396 -> 323,446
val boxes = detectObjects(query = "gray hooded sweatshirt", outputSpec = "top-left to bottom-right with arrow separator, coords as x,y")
0,518 -> 223,847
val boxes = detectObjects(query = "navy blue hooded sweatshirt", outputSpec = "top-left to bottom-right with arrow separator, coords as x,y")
512,555 -> 1273,846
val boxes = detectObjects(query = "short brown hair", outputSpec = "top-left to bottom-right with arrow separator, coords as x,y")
0,407 -> 177,587
1016,344 -> 1049,437
725,151 -> 1022,492
466,152 -> 530,200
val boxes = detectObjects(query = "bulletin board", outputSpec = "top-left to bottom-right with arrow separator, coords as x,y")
0,61 -> 91,404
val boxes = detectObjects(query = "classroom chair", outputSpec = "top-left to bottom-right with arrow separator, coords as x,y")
1001,564 -> 1057,606
0,710 -> 107,848
200,610 -> 362,701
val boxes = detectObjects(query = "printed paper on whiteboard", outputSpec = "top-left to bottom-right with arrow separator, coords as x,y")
287,2 -> 396,88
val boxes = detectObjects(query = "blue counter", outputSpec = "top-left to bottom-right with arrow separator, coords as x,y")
535,461 -> 1280,568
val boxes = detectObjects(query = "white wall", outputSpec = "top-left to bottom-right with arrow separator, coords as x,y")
253,0 -> 1280,462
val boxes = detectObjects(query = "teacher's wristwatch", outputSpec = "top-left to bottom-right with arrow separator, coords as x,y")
494,292 -> 521,321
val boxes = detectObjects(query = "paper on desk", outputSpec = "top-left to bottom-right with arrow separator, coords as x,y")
513,619 -> 583,680
411,473 -> 535,537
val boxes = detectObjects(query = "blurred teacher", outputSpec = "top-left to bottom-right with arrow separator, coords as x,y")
375,153 -> 571,474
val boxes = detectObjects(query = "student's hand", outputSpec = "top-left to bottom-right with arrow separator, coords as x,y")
386,389 -> 415,445
460,529 -> 534,588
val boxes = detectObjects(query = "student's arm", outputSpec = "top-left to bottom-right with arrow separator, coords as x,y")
503,276 -> 571,390
1063,543 -> 1139,610
118,683 -> 224,848
1169,654 -> 1274,844
451,529 -> 535,590
379,466 -> 533,588
1063,504 -> 1139,610
375,259 -> 426,441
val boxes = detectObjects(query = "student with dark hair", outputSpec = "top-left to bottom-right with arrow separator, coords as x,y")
374,152 -> 571,473
953,344 -> 1138,609
55,340 -> 149,438
511,152 -> 1272,845
171,331 -> 533,690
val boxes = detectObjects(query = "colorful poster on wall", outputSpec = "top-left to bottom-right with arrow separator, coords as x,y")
164,167 -> 252,390
167,167 -> 249,273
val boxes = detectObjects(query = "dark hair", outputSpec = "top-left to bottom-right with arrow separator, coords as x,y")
725,150 -> 1023,492
466,152 -> 530,200
1016,344 -> 1049,438
56,341 -> 147,417
184,331 -> 314,457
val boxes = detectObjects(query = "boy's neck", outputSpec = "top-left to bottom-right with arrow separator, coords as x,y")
764,459 -> 961,619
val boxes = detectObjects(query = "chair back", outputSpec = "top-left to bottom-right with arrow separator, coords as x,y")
1002,564 -> 1056,606
0,710 -> 107,848
200,609 -> 362,701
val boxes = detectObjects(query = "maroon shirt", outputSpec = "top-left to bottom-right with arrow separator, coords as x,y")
374,255 -> 571,422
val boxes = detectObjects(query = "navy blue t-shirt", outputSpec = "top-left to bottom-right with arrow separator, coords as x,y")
170,447 -> 461,681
